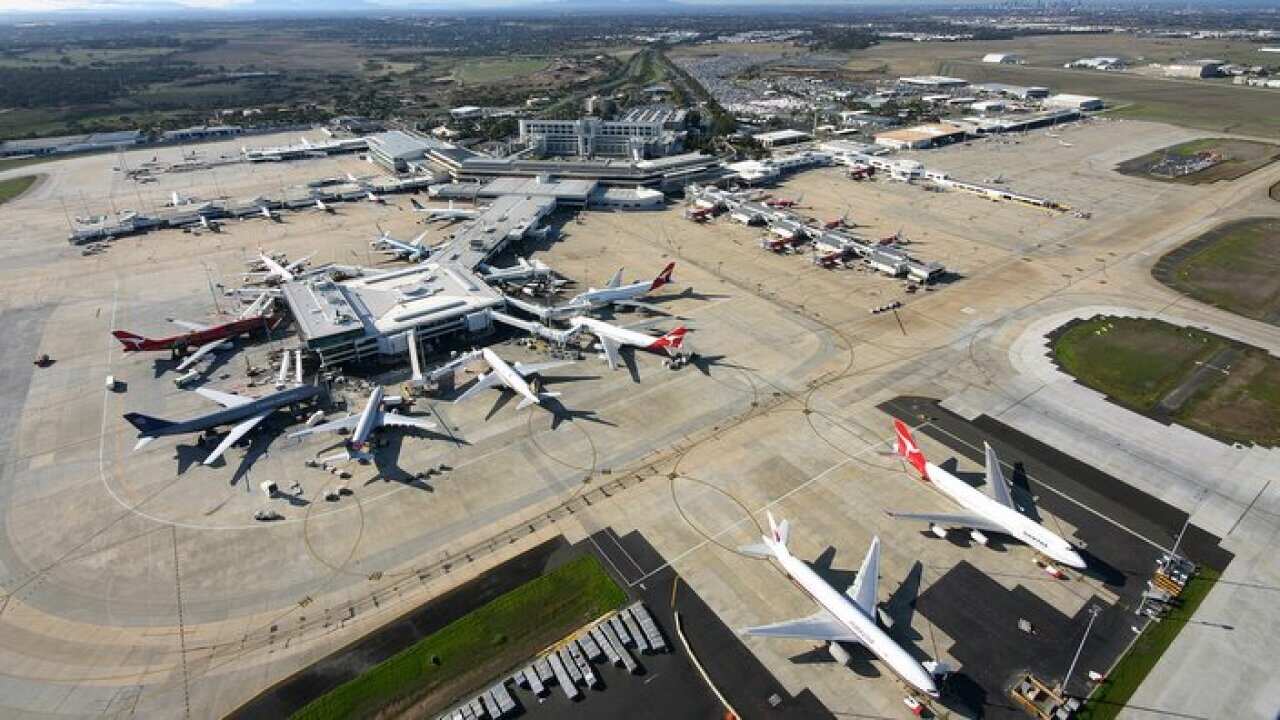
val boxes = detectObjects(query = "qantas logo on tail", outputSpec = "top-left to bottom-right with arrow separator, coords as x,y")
112,330 -> 150,350
648,326 -> 687,354
893,419 -> 929,480
649,262 -> 676,291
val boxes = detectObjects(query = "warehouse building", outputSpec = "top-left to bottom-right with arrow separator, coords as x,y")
753,129 -> 812,149
1042,93 -> 1104,111
970,82 -> 1050,100
367,130 -> 440,173
0,130 -> 144,157
160,125 -> 243,143
1156,59 -> 1225,78
874,123 -> 969,150
518,117 -> 683,159
897,75 -> 969,91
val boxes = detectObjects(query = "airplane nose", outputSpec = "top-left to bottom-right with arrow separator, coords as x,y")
1063,549 -> 1087,569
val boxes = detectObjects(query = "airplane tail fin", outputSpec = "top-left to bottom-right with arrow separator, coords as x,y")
112,330 -> 151,351
767,510 -> 790,549
123,412 -> 175,437
605,267 -> 624,289
892,418 -> 930,479
649,262 -> 676,291
650,326 -> 687,355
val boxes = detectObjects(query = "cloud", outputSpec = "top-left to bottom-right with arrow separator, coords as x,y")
0,0 -> 254,11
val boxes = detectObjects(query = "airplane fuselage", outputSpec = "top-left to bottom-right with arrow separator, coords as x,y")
773,544 -> 938,697
571,317 -> 663,352
133,385 -> 321,439
570,280 -> 653,308
115,315 -> 270,353
482,348 -> 541,405
350,385 -> 384,448
924,461 -> 1085,569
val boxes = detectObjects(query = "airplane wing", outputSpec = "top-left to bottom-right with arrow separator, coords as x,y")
454,372 -> 502,404
380,411 -> 437,431
169,319 -> 210,332
288,414 -> 359,438
176,339 -> 230,371
203,412 -> 267,465
846,536 -> 880,619
884,510 -> 1005,533
985,442 -> 1016,509
612,299 -> 668,314
512,359 -> 575,377
195,387 -> 255,409
743,609 -> 863,643
598,335 -> 623,371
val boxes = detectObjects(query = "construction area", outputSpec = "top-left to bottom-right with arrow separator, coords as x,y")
0,111 -> 1277,720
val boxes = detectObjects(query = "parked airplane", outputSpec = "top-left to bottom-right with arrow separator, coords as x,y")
508,263 -> 676,320
477,257 -> 556,286
259,205 -> 279,222
740,513 -> 940,699
124,352 -> 320,466
289,385 -> 435,460
371,226 -> 434,262
366,190 -> 385,204
112,292 -> 275,371
452,348 -> 573,411
568,316 -> 687,373
198,214 -> 221,233
244,252 -> 311,285
314,198 -> 335,214
410,198 -> 484,222
885,419 -> 1087,570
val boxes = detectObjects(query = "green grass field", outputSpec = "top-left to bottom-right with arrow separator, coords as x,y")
1076,567 -> 1220,720
1053,316 -> 1223,410
0,174 -> 37,205
1053,315 -> 1280,447
453,57 -> 549,84
291,555 -> 627,720
1157,218 -> 1280,323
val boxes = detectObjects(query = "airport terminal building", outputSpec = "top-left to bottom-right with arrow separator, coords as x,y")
518,118 -> 683,159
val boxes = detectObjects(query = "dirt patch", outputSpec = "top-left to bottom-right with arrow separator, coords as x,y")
1151,217 -> 1280,325
1116,138 -> 1280,184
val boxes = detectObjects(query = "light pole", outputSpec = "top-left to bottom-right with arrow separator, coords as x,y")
1064,605 -> 1103,695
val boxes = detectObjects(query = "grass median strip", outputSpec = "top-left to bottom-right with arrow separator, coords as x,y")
0,174 -> 37,205
1077,567 -> 1220,720
291,554 -> 627,720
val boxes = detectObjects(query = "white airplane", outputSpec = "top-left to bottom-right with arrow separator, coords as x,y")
259,205 -> 280,222
198,214 -> 221,232
568,316 -> 687,372
410,198 -> 484,223
366,190 -> 385,204
452,348 -> 573,411
168,191 -> 195,207
371,227 -> 434,262
505,263 -> 677,321
289,385 -> 435,460
477,258 -> 557,286
740,513 -> 940,699
886,419 -> 1087,570
566,262 -> 675,313
314,198 -> 335,214
243,252 -> 311,285
168,292 -> 272,372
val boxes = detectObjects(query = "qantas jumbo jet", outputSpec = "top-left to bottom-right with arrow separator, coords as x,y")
886,419 -> 1086,570
112,292 -> 275,372
740,513 -> 940,699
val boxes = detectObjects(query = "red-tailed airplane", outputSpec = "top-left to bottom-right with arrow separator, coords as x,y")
112,293 -> 277,371
765,193 -> 803,209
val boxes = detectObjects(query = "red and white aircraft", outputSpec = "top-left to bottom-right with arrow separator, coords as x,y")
112,292 -> 275,372
568,316 -> 687,372
741,513 -> 940,699
886,419 -> 1087,571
